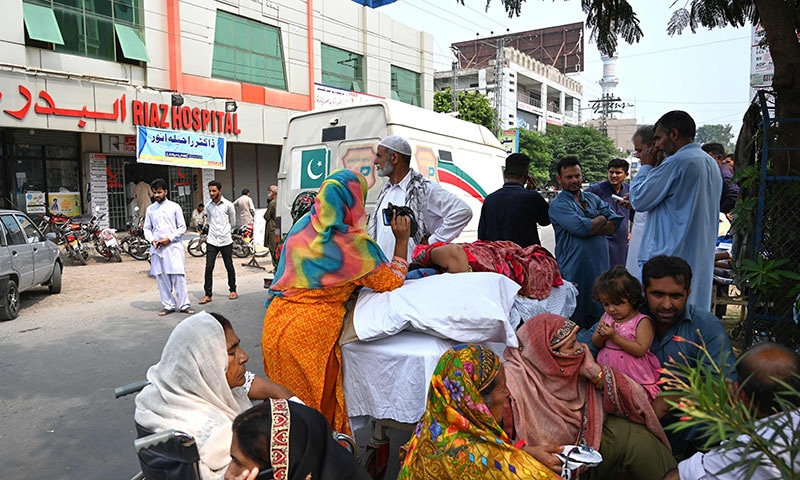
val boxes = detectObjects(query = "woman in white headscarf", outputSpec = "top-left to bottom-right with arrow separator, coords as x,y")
135,311 -> 293,480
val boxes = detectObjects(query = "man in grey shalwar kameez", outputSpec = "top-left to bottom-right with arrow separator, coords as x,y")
144,178 -> 194,316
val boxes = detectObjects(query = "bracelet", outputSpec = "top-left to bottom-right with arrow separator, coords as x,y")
392,256 -> 409,267
590,369 -> 604,386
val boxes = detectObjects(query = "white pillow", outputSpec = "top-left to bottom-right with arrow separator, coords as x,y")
353,272 -> 520,347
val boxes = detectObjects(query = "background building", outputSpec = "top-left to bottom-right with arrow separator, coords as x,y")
1,0 -> 433,228
435,47 -> 583,133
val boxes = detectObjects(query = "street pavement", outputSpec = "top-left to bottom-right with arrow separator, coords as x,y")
0,226 -> 555,479
0,253 -> 274,479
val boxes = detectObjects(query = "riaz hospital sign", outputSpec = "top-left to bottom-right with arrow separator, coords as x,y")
0,83 -> 241,135
131,100 -> 241,135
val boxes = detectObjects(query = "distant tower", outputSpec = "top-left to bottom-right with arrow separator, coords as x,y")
595,53 -> 620,136
599,53 -> 619,97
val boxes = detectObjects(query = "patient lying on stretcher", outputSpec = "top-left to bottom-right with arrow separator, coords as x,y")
411,240 -> 563,300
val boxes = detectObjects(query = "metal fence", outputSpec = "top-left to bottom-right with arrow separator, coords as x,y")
736,91 -> 800,350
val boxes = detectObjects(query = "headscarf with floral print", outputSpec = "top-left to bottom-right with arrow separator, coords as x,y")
398,344 -> 559,480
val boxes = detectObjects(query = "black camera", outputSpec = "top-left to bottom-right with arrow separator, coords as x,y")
381,203 -> 418,237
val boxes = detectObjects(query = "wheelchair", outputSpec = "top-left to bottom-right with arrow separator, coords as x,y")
116,381 -> 355,480
116,381 -> 201,480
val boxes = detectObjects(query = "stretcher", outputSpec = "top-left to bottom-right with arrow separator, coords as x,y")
341,281 -> 578,478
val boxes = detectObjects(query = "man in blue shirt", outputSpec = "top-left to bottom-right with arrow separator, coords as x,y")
631,111 -> 722,310
586,158 -> 634,268
642,255 -> 736,455
478,153 -> 550,247
579,255 -> 736,453
641,255 -> 735,373
549,156 -> 622,328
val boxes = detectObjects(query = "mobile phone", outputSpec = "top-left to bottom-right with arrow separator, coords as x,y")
611,194 -> 625,202
255,467 -> 275,479
382,208 -> 392,226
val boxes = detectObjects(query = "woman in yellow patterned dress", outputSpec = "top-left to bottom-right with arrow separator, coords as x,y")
262,169 -> 410,435
398,344 -> 560,480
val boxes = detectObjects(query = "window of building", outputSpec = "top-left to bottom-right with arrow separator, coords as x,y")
391,65 -> 421,106
212,10 -> 287,90
5,130 -> 81,215
22,0 -> 148,64
321,44 -> 364,92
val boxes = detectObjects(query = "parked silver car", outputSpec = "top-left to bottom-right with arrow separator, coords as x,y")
0,209 -> 62,320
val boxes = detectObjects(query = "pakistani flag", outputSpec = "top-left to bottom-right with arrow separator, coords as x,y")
300,148 -> 329,189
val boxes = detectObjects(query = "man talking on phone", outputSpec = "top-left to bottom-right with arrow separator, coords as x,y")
478,153 -> 550,247
368,135 -> 471,261
586,158 -> 634,267
630,111 -> 721,310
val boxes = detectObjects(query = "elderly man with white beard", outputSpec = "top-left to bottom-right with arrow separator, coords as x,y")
367,135 -> 471,261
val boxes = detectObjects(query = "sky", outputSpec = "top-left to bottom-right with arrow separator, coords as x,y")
381,0 -> 754,136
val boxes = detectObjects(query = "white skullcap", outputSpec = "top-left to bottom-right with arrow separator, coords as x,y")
378,135 -> 412,157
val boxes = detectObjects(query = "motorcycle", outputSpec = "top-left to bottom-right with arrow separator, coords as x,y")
37,210 -> 93,240
85,206 -> 122,262
57,221 -> 90,265
232,222 -> 254,258
186,219 -> 207,257
121,207 -> 150,261
37,210 -> 92,265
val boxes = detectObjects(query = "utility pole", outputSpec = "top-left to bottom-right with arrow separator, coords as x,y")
493,36 -> 505,134
451,60 -> 458,112
450,46 -> 460,115
588,93 -> 626,137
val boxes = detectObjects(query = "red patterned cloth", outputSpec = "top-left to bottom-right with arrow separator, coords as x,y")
413,240 -> 563,299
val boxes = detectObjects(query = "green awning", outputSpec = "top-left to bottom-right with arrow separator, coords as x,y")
114,24 -> 150,62
22,3 -> 64,45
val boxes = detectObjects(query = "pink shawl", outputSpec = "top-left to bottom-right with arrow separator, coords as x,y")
503,313 -> 670,451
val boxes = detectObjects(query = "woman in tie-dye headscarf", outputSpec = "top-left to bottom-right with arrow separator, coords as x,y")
398,344 -> 560,480
262,169 -> 410,435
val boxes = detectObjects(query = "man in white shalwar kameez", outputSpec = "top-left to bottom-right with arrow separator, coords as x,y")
144,178 -> 194,316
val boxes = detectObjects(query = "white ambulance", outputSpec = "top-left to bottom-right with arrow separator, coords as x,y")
275,100 -> 507,243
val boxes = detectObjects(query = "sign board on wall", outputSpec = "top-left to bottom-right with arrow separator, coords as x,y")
102,134 -> 136,154
137,126 -> 226,170
314,84 -> 382,110
89,153 -> 109,228
498,129 -> 519,155
25,191 -> 46,214
48,192 -> 81,216
201,168 -> 216,205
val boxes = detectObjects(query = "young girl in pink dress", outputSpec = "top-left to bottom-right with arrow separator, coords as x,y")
590,266 -> 661,400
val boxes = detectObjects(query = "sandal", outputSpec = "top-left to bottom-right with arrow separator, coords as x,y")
180,307 -> 196,314
158,309 -> 175,316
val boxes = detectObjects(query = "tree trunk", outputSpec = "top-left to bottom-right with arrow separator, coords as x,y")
753,0 -> 800,174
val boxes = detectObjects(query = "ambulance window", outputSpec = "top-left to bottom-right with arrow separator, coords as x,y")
438,150 -> 452,162
322,126 -> 346,142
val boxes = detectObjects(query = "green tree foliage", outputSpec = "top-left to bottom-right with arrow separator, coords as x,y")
433,87 -> 495,132
517,129 -> 553,187
696,124 -> 735,152
516,125 -> 618,186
